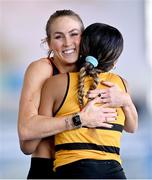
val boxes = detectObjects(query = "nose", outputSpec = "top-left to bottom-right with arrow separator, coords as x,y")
64,36 -> 72,47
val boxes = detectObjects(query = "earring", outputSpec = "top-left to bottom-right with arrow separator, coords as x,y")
48,50 -> 54,57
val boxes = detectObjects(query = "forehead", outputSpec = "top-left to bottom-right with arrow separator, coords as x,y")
50,16 -> 82,34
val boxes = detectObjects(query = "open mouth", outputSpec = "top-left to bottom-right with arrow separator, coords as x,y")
62,48 -> 75,54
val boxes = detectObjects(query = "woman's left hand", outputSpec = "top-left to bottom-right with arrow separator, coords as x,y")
87,81 -> 130,108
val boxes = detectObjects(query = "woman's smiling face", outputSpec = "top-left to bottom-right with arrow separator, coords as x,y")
49,16 -> 82,65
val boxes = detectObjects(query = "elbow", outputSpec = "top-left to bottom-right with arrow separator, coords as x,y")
19,140 -> 35,155
18,126 -> 30,141
20,147 -> 33,155
126,127 -> 137,133
130,116 -> 138,133
124,122 -> 138,133
132,123 -> 138,133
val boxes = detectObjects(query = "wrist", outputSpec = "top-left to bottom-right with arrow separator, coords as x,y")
64,116 -> 73,130
71,113 -> 82,128
65,113 -> 83,130
122,93 -> 132,107
78,111 -> 86,126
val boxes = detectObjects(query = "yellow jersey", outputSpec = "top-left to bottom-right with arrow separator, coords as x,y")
54,72 -> 126,169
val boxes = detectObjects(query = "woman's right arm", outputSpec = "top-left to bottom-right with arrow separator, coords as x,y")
18,58 -> 54,154
18,62 -> 117,154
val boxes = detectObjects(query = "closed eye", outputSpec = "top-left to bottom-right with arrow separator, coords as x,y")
54,35 -> 63,39
71,33 -> 79,36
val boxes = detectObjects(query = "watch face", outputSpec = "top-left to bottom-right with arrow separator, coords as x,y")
72,115 -> 81,127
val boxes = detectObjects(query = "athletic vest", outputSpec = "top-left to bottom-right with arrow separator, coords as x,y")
54,72 -> 127,169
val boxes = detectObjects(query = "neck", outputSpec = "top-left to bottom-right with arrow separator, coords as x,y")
51,57 -> 77,73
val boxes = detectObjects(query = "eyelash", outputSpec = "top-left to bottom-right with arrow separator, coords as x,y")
54,33 -> 80,39
55,36 -> 62,39
71,33 -> 79,36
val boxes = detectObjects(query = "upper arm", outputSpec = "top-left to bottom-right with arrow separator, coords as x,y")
18,59 -> 53,131
39,78 -> 55,117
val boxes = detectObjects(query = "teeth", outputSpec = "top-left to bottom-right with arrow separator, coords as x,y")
63,49 -> 74,54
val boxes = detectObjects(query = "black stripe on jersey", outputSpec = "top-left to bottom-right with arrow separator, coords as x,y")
55,143 -> 120,155
83,123 -> 123,132
53,73 -> 70,116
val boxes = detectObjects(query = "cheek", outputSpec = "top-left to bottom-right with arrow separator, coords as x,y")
50,40 -> 62,51
75,37 -> 81,47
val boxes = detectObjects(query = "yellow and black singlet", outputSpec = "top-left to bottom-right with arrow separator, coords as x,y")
54,72 -> 127,170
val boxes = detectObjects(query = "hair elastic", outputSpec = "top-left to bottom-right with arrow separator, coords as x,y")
85,56 -> 98,67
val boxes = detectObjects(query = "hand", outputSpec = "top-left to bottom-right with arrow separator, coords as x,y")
87,81 -> 130,108
79,97 -> 117,128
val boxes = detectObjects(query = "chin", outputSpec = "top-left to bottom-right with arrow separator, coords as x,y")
64,57 -> 78,64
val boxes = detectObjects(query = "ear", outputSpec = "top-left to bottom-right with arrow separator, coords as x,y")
47,40 -> 51,49
47,39 -> 54,56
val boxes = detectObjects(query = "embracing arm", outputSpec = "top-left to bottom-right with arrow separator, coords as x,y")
18,59 -> 54,154
88,80 -> 138,133
119,79 -> 138,133
18,65 -> 117,155
38,75 -> 117,135
122,94 -> 138,133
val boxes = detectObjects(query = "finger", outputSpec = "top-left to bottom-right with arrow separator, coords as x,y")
99,93 -> 109,99
101,81 -> 115,87
104,113 -> 117,118
88,89 -> 107,95
101,98 -> 111,103
102,103 -> 111,108
91,97 -> 104,103
100,123 -> 113,128
87,90 -> 108,99
99,107 -> 116,113
81,97 -> 103,112
102,102 -> 117,108
84,97 -> 102,109
105,117 -> 116,122
86,93 -> 97,99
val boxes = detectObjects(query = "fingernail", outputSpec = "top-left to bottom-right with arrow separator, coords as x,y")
98,93 -> 101,97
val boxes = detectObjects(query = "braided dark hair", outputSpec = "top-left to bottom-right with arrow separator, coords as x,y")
77,23 -> 123,109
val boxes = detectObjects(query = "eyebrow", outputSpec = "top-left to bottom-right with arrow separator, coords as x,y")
53,28 -> 80,35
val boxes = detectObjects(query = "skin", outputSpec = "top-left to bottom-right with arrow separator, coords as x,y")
18,16 -> 138,160
88,81 -> 138,133
49,16 -> 81,68
18,16 -> 117,157
38,73 -> 138,161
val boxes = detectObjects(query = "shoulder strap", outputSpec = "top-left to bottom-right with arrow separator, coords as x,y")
49,58 -> 60,75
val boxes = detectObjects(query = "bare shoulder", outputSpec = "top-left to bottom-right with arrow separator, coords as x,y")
25,58 -> 53,77
21,58 -> 54,97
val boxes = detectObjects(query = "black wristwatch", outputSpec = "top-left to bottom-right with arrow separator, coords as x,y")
72,114 -> 82,128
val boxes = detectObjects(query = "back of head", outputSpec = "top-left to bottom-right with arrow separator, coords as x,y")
78,23 -> 123,109
78,23 -> 123,72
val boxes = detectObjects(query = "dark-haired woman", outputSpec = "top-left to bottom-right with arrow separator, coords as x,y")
39,22 -> 138,179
